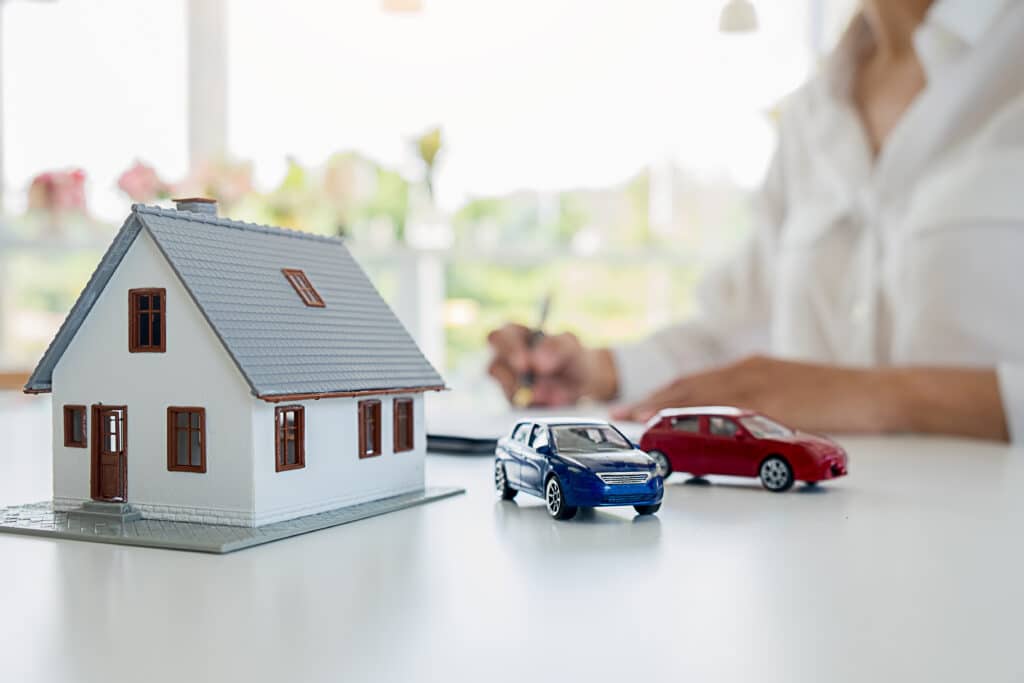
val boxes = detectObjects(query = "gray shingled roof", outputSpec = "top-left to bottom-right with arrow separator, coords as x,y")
25,204 -> 444,398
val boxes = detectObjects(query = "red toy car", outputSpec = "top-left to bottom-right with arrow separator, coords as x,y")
638,407 -> 847,492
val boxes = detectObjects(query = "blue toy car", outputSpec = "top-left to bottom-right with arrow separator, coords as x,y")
494,418 -> 663,519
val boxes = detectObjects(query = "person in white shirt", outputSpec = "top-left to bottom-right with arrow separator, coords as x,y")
487,0 -> 1024,442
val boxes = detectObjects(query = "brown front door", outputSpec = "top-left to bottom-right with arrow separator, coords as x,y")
91,405 -> 127,501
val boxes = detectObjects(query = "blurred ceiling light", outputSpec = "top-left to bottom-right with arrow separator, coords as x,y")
719,0 -> 758,33
381,0 -> 423,13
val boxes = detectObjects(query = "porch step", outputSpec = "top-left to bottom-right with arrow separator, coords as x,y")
71,501 -> 143,523
81,501 -> 133,514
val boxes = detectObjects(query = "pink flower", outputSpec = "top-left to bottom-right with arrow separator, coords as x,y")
117,161 -> 169,202
172,158 -> 253,208
28,168 -> 87,213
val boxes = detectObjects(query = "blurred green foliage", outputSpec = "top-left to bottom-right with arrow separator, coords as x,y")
4,145 -> 754,376
443,260 -> 703,373
9,252 -> 100,312
415,127 -> 443,201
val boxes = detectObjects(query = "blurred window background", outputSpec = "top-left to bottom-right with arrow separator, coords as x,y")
0,0 -> 856,390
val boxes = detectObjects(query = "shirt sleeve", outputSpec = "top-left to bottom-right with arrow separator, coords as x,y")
893,218 -> 1024,443
893,120 -> 1024,441
997,364 -> 1024,443
611,148 -> 786,403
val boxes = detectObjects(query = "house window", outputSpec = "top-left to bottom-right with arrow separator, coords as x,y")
359,400 -> 382,458
281,268 -> 325,308
393,398 -> 414,452
129,288 -> 166,352
275,406 -> 305,471
63,405 -> 87,448
167,407 -> 206,473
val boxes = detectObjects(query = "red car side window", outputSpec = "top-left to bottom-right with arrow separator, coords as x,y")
708,417 -> 739,438
670,416 -> 700,433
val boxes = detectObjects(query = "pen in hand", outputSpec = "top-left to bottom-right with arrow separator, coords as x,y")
512,293 -> 551,408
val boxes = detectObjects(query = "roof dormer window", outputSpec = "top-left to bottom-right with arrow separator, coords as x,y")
281,268 -> 325,308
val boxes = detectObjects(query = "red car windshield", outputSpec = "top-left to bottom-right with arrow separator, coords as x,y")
551,425 -> 633,453
739,415 -> 792,439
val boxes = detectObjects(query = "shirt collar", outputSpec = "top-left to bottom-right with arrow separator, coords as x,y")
824,0 -> 1014,91
914,0 -> 1013,80
925,0 -> 1012,46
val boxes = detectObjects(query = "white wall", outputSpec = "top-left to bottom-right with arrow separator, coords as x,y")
251,393 -> 425,526
50,227 -> 255,524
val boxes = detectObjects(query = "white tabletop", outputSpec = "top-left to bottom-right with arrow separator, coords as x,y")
1,394 -> 1023,683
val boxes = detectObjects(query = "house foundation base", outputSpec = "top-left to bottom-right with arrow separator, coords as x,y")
0,486 -> 464,554
69,501 -> 144,523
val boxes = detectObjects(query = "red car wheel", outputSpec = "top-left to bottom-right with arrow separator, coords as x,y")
759,456 -> 794,492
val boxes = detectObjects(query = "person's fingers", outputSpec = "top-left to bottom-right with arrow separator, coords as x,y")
488,325 -> 589,406
532,332 -> 581,375
612,377 -> 696,422
487,324 -> 532,373
487,358 -> 520,401
531,376 -> 578,407
610,401 -> 662,423
608,403 -> 633,420
612,359 -> 764,421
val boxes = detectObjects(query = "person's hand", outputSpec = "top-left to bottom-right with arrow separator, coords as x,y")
611,355 -> 1009,440
487,324 -> 617,406
610,355 -> 891,433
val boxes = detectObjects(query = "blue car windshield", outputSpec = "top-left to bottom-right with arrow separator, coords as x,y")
551,425 -> 633,453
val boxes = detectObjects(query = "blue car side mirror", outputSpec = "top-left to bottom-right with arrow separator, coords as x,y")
536,445 -> 553,457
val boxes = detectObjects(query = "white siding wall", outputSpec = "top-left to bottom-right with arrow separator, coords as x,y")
251,393 -> 426,526
50,229 -> 255,524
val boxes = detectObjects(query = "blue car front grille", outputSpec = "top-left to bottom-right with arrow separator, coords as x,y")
597,471 -> 650,485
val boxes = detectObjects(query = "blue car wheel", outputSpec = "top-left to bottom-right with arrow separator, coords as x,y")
495,462 -> 517,500
634,503 -> 661,515
545,476 -> 578,520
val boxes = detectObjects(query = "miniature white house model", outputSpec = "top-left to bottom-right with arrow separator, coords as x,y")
24,199 -> 445,527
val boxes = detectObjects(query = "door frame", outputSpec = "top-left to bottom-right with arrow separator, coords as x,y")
521,425 -> 549,494
91,404 -> 128,502
507,422 -> 532,488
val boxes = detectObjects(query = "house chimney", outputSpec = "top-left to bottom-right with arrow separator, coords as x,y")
172,197 -> 218,215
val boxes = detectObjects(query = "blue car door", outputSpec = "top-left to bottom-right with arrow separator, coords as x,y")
507,422 -> 531,488
521,425 -> 550,493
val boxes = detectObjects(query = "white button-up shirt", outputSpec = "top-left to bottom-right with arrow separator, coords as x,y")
614,0 -> 1024,440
